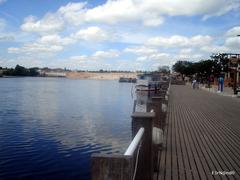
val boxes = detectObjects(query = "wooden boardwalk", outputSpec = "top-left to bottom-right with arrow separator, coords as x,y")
156,85 -> 240,180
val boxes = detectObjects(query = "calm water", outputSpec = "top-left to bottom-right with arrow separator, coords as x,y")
0,77 -> 133,180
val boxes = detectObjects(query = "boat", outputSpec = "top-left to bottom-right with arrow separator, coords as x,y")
135,73 -> 161,92
119,77 -> 137,83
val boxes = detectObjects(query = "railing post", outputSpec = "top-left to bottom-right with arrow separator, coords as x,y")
146,100 -> 161,128
151,96 -> 168,128
131,112 -> 155,180
91,154 -> 133,180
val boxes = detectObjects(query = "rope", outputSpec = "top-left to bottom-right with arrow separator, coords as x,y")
132,141 -> 142,180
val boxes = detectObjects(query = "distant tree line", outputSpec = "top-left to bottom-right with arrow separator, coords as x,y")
1,65 -> 39,76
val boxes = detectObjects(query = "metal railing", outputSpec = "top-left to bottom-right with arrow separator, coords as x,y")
124,128 -> 144,156
91,80 -> 170,180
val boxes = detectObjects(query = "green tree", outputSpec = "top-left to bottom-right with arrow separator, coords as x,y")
29,67 -> 39,76
158,66 -> 170,74
172,61 -> 195,80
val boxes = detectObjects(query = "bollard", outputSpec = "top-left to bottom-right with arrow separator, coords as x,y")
131,112 -> 155,180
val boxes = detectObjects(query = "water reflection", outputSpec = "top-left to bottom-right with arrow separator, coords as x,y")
0,78 -> 133,179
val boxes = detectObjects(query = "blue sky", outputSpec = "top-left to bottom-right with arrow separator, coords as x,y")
0,0 -> 240,71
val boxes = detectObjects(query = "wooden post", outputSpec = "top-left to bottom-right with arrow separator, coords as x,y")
131,112 -> 155,180
91,154 -> 133,180
146,101 -> 162,171
147,100 -> 161,128
151,96 -> 168,128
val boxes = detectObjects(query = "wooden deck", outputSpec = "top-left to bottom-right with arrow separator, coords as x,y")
156,85 -> 240,180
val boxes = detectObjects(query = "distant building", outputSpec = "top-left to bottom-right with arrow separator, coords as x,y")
38,68 -> 66,77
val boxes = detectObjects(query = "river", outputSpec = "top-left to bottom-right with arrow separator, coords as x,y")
0,77 -> 133,180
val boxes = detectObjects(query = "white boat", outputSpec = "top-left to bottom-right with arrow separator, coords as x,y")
135,73 -> 161,92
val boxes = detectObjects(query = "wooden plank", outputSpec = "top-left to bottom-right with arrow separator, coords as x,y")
91,154 -> 133,180
157,85 -> 240,180
158,96 -> 171,180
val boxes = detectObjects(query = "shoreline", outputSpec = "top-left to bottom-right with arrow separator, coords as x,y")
0,72 -> 138,80
66,72 -> 138,80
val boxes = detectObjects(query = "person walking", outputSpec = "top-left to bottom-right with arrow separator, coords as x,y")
192,79 -> 197,89
218,76 -> 224,92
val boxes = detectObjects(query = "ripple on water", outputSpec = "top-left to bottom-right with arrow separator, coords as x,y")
0,78 -> 132,179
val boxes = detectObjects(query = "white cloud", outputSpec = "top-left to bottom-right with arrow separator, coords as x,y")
149,53 -> 170,60
93,50 -> 120,59
83,0 -> 239,26
21,14 -> 65,34
124,46 -> 158,55
135,52 -> 170,63
38,34 -> 74,46
136,56 -> 148,62
7,33 -> 75,55
73,26 -> 110,42
65,51 -> 121,70
8,43 -> 63,55
179,48 -> 192,54
200,45 -> 229,53
224,36 -> 240,50
69,55 -> 88,62
67,49 -> 120,64
225,26 -> 240,37
58,2 -> 87,26
20,0 -> 240,35
146,35 -> 212,48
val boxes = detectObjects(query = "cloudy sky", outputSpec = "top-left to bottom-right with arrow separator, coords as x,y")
0,0 -> 240,71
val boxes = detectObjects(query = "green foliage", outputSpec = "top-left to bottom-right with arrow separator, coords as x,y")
172,61 -> 195,80
2,65 -> 39,76
29,67 -> 39,76
13,65 -> 29,76
173,59 -> 224,80
158,66 -> 170,74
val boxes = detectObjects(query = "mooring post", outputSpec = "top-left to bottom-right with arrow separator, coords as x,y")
131,112 -> 155,180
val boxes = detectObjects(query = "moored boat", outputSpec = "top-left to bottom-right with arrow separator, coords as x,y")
119,77 -> 137,83
135,73 -> 161,92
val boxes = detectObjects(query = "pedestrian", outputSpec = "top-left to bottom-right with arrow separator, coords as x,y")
192,79 -> 197,89
218,76 -> 224,92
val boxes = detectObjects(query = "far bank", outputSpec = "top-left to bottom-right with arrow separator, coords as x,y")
66,72 -> 137,80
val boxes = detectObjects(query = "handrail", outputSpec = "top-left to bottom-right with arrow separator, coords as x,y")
132,100 -> 137,113
124,128 -> 144,156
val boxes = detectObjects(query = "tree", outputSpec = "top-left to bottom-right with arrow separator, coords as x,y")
172,61 -> 195,80
29,67 -> 39,76
158,66 -> 170,74
210,53 -> 229,74
2,65 -> 39,76
13,65 -> 29,76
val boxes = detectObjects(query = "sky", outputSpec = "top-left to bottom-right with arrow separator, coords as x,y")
0,0 -> 240,71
